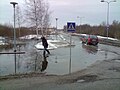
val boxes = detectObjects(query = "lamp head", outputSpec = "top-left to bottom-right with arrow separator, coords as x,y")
56,18 -> 58,21
10,2 -> 18,5
10,2 -> 18,8
101,0 -> 104,2
101,0 -> 116,2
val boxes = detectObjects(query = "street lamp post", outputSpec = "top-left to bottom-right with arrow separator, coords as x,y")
10,2 -> 18,74
55,18 -> 58,39
101,0 -> 116,39
77,16 -> 84,33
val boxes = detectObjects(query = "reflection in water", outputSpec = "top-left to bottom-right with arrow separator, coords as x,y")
0,42 -> 26,52
21,50 -> 49,73
105,50 -> 108,60
17,45 -> 22,71
1,37 -> 120,76
41,56 -> 48,72
82,44 -> 98,54
16,44 -> 27,73
17,54 -> 21,71
25,50 -> 43,72
0,44 -> 13,52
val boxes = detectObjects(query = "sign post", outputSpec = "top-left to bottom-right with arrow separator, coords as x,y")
67,22 -> 76,74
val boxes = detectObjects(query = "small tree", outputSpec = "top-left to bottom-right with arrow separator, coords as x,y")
25,0 -> 51,36
42,3 -> 51,35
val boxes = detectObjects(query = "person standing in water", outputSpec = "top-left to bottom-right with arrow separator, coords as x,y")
41,36 -> 50,57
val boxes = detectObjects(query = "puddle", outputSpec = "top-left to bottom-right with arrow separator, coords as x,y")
0,36 -> 120,76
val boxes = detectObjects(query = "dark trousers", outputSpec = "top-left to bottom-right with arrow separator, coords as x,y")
43,48 -> 50,57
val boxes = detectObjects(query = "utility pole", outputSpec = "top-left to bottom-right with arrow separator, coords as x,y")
55,18 -> 58,39
10,1 -> 18,74
101,0 -> 116,39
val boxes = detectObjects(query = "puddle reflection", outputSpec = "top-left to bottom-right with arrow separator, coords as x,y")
25,50 -> 42,72
0,44 -> 13,52
82,44 -> 98,54
41,56 -> 48,72
1,37 -> 120,76
16,50 -> 49,73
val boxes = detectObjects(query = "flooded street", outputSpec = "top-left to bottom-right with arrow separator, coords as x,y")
0,35 -> 120,76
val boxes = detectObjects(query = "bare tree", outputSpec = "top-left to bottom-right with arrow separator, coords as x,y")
25,0 -> 51,36
16,5 -> 24,37
43,3 -> 51,35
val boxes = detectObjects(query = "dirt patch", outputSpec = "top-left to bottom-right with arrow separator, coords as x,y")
76,74 -> 98,83
99,39 -> 120,47
56,74 -> 98,84
109,67 -> 120,72
0,72 -> 57,81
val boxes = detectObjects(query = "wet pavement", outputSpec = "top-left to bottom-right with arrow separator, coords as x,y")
0,58 -> 120,90
0,35 -> 120,90
0,35 -> 120,76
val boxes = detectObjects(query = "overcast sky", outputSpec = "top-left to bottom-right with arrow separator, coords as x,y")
0,0 -> 120,28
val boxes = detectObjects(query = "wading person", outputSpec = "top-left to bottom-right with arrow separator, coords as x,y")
41,36 -> 50,57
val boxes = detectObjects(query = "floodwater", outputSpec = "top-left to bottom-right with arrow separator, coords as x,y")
0,35 -> 120,76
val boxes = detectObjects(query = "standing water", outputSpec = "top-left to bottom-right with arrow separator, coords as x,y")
0,35 -> 119,76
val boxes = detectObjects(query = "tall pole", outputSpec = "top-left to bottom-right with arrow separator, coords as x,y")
10,2 -> 18,74
101,0 -> 116,39
69,34 -> 72,74
77,16 -> 84,33
107,2 -> 109,39
55,18 -> 58,40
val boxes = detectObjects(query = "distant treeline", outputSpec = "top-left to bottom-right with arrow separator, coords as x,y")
0,24 -> 51,38
0,20 -> 120,39
0,24 -> 37,38
64,20 -> 120,39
